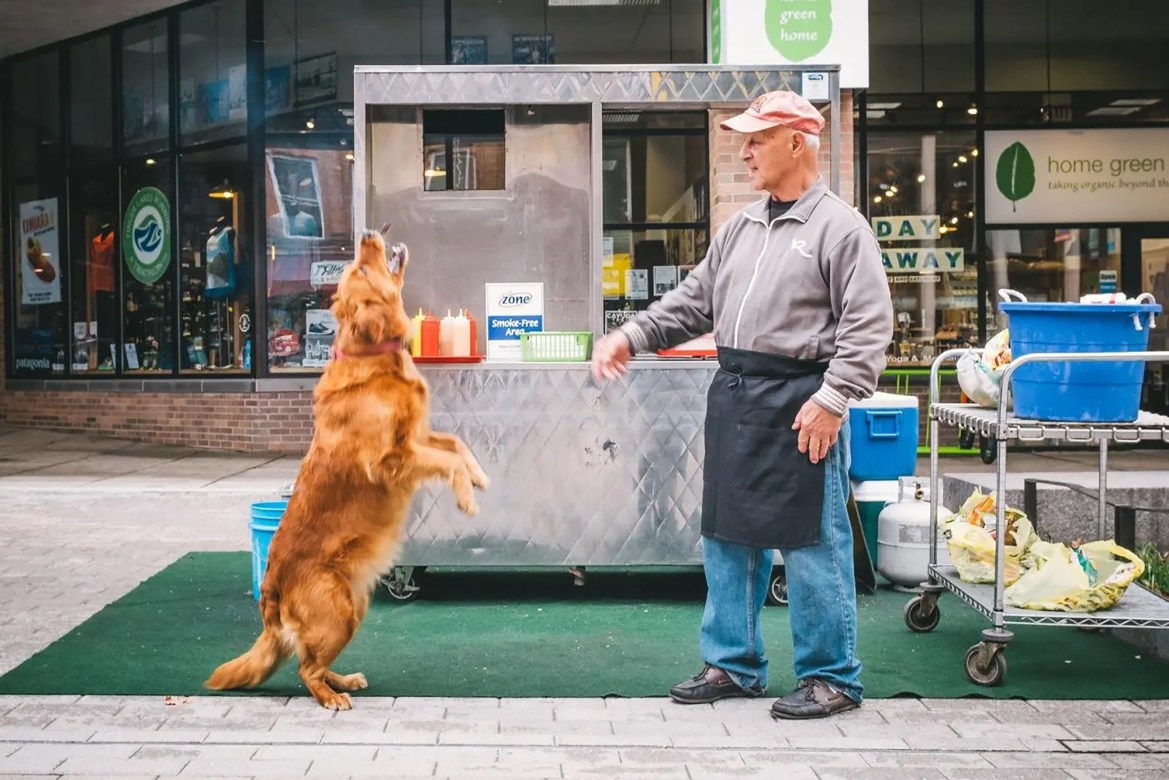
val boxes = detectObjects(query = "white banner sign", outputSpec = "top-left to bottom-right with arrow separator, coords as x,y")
882,247 -> 965,274
872,215 -> 940,242
710,0 -> 869,89
485,282 -> 544,361
985,129 -> 1169,224
19,198 -> 62,305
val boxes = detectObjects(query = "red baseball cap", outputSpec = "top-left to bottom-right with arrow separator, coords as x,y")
720,90 -> 825,136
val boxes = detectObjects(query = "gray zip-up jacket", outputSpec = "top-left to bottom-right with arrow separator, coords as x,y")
620,176 -> 893,416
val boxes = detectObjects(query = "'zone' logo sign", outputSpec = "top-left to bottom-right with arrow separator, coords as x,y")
498,293 -> 533,307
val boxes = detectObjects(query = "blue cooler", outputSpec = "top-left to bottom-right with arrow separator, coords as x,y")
847,392 -> 919,482
249,500 -> 287,601
999,299 -> 1162,422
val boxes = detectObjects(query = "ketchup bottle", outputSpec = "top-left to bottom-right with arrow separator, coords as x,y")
420,311 -> 440,357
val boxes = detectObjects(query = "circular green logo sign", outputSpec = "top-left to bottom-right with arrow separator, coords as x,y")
123,186 -> 171,284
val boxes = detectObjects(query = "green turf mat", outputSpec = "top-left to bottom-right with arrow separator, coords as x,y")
1,552 -> 1166,700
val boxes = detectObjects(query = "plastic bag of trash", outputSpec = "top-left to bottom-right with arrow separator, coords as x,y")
942,489 -> 1034,585
957,329 -> 1011,409
1007,540 -> 1144,612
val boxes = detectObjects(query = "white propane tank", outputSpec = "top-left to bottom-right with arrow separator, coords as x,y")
877,476 -> 953,591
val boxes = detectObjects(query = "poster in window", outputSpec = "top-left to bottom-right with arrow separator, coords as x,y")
19,198 -> 62,305
294,53 -> 337,107
653,265 -> 678,296
228,64 -> 247,121
512,34 -> 555,64
303,308 -> 337,367
264,65 -> 291,115
451,36 -> 487,65
266,153 -> 325,239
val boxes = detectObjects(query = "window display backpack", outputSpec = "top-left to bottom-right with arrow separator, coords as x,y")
956,328 -> 1011,409
942,489 -> 1034,585
1005,539 -> 1144,612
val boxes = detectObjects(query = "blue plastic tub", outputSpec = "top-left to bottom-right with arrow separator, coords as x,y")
847,392 -> 919,482
249,500 -> 287,601
999,301 -> 1162,422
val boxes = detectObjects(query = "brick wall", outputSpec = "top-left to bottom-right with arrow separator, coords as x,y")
0,389 -> 315,453
709,91 -> 856,233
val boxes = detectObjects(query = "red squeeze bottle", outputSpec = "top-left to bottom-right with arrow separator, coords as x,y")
464,309 -> 478,356
421,311 -> 441,357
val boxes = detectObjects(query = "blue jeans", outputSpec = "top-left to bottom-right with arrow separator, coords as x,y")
697,419 -> 863,702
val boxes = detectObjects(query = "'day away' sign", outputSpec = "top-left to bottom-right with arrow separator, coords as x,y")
871,215 -> 939,241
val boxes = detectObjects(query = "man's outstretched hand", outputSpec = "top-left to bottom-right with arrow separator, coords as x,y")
591,331 -> 633,383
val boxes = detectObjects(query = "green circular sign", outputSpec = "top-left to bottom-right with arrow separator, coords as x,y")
123,186 -> 171,284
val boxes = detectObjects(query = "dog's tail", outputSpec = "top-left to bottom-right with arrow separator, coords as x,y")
204,592 -> 291,691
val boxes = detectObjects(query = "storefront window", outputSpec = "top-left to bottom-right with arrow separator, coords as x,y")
121,18 -> 170,156
180,0 -> 247,145
985,0 -> 1169,93
9,52 -> 66,378
179,145 -> 253,374
70,36 -> 113,169
601,111 -> 709,334
69,172 -> 119,374
265,139 -> 354,372
263,0 -> 440,134
869,0 -> 975,94
868,131 -> 979,368
121,157 -> 175,373
986,228 -> 1122,332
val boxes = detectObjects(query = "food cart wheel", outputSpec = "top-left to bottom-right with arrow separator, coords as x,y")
903,594 -> 941,633
381,567 -> 420,603
979,435 -> 997,465
766,569 -> 788,607
964,642 -> 1007,686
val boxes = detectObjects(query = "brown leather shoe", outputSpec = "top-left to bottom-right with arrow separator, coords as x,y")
669,665 -> 764,704
769,678 -> 859,719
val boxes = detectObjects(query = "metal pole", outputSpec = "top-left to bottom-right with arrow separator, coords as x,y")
1098,437 -> 1109,541
829,70 -> 840,196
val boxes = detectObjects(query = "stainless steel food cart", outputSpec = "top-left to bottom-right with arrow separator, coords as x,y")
904,347 -> 1169,685
350,64 -> 844,601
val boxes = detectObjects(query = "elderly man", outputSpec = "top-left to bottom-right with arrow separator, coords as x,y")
592,90 -> 892,719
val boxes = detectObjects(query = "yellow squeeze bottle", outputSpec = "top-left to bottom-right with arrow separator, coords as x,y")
411,308 -> 425,356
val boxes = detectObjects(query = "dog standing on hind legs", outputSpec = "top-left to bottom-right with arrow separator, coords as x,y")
205,228 -> 489,710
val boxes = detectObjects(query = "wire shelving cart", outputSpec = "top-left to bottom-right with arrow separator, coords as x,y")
903,347 -> 1169,686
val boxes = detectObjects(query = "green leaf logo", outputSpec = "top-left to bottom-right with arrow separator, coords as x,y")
766,0 -> 833,62
996,141 -> 1036,212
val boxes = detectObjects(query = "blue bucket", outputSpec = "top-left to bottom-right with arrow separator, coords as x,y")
999,299 -> 1161,422
249,500 -> 287,600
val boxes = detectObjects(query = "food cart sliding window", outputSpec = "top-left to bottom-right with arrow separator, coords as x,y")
867,130 -> 979,369
601,111 -> 709,336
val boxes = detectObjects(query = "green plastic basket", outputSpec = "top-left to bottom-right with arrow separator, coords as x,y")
520,331 -> 593,362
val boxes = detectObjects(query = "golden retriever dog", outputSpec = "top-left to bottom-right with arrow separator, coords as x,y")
205,228 -> 489,710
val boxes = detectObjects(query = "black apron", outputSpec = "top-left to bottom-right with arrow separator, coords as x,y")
702,347 -> 828,550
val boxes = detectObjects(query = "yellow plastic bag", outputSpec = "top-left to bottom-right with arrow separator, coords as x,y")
942,489 -> 1034,585
1006,540 -> 1145,612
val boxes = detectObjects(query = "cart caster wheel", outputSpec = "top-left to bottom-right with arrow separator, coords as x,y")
964,643 -> 1007,686
958,429 -> 975,450
381,568 -> 420,603
979,435 -> 997,465
903,595 -> 940,633
767,571 -> 788,607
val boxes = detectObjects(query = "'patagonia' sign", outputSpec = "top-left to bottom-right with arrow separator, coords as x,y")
882,247 -> 965,274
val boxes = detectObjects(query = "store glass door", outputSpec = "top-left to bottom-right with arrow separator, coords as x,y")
1139,232 -> 1169,413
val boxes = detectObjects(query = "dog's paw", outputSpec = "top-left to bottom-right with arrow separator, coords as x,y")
318,692 -> 353,711
471,469 -> 490,490
458,496 -> 480,516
